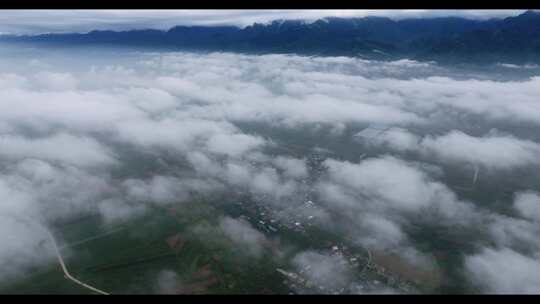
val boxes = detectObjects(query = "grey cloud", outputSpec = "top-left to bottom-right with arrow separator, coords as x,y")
218,216 -> 269,258
465,247 -> 540,294
513,191 -> 540,222
359,215 -> 407,249
486,215 -> 540,251
97,198 -> 148,224
0,216 -> 55,283
272,156 -> 309,179
292,250 -> 353,290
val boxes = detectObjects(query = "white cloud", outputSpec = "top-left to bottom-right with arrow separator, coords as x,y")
33,72 -> 78,91
0,133 -> 117,167
0,85 -> 144,132
0,48 -> 539,293
7,159 -> 114,221
123,175 -> 189,205
421,131 -> 540,169
359,128 -> 540,170
206,133 -> 265,157
355,127 -> 420,152
322,156 -> 453,213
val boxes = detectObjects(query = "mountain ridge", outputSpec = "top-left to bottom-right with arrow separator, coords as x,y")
2,10 -> 540,64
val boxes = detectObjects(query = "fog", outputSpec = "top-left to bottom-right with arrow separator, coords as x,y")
1,44 -> 540,293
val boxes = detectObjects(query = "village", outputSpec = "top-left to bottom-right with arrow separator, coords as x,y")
232,195 -> 418,294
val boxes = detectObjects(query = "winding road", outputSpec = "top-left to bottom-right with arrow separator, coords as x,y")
10,214 -> 110,295
42,227 -> 110,295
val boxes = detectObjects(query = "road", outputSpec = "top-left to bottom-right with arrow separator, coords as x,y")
42,226 -> 110,295
9,214 -> 111,295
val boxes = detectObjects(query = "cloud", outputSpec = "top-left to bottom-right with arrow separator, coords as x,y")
5,159 -> 114,221
122,175 -> 222,205
33,72 -> 78,91
0,175 -> 34,216
0,216 -> 55,282
513,191 -> 540,222
0,161 -> 101,283
218,216 -> 269,258
486,214 -> 540,251
359,215 -> 407,249
0,47 -> 539,293
272,156 -> 309,179
0,83 -> 144,133
97,198 -> 147,224
358,128 -> 540,170
355,127 -> 420,152
321,156 -> 458,214
313,155 -> 472,282
421,131 -> 540,169
0,133 -> 117,168
206,133 -> 265,158
292,250 -> 353,290
465,247 -> 540,294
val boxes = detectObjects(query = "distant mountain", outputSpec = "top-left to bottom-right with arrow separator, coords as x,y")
2,10 -> 540,64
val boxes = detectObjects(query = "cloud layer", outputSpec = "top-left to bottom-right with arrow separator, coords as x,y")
0,47 -> 540,293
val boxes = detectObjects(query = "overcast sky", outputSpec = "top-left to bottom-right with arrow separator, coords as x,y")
0,10 -> 527,35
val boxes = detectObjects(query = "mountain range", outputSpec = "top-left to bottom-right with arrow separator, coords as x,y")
2,10 -> 540,64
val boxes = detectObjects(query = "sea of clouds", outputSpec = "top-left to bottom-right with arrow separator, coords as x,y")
1,45 -> 540,293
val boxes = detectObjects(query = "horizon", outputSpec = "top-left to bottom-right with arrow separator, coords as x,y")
0,9 -> 527,35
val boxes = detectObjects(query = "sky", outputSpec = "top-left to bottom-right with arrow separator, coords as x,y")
0,9 -> 527,35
